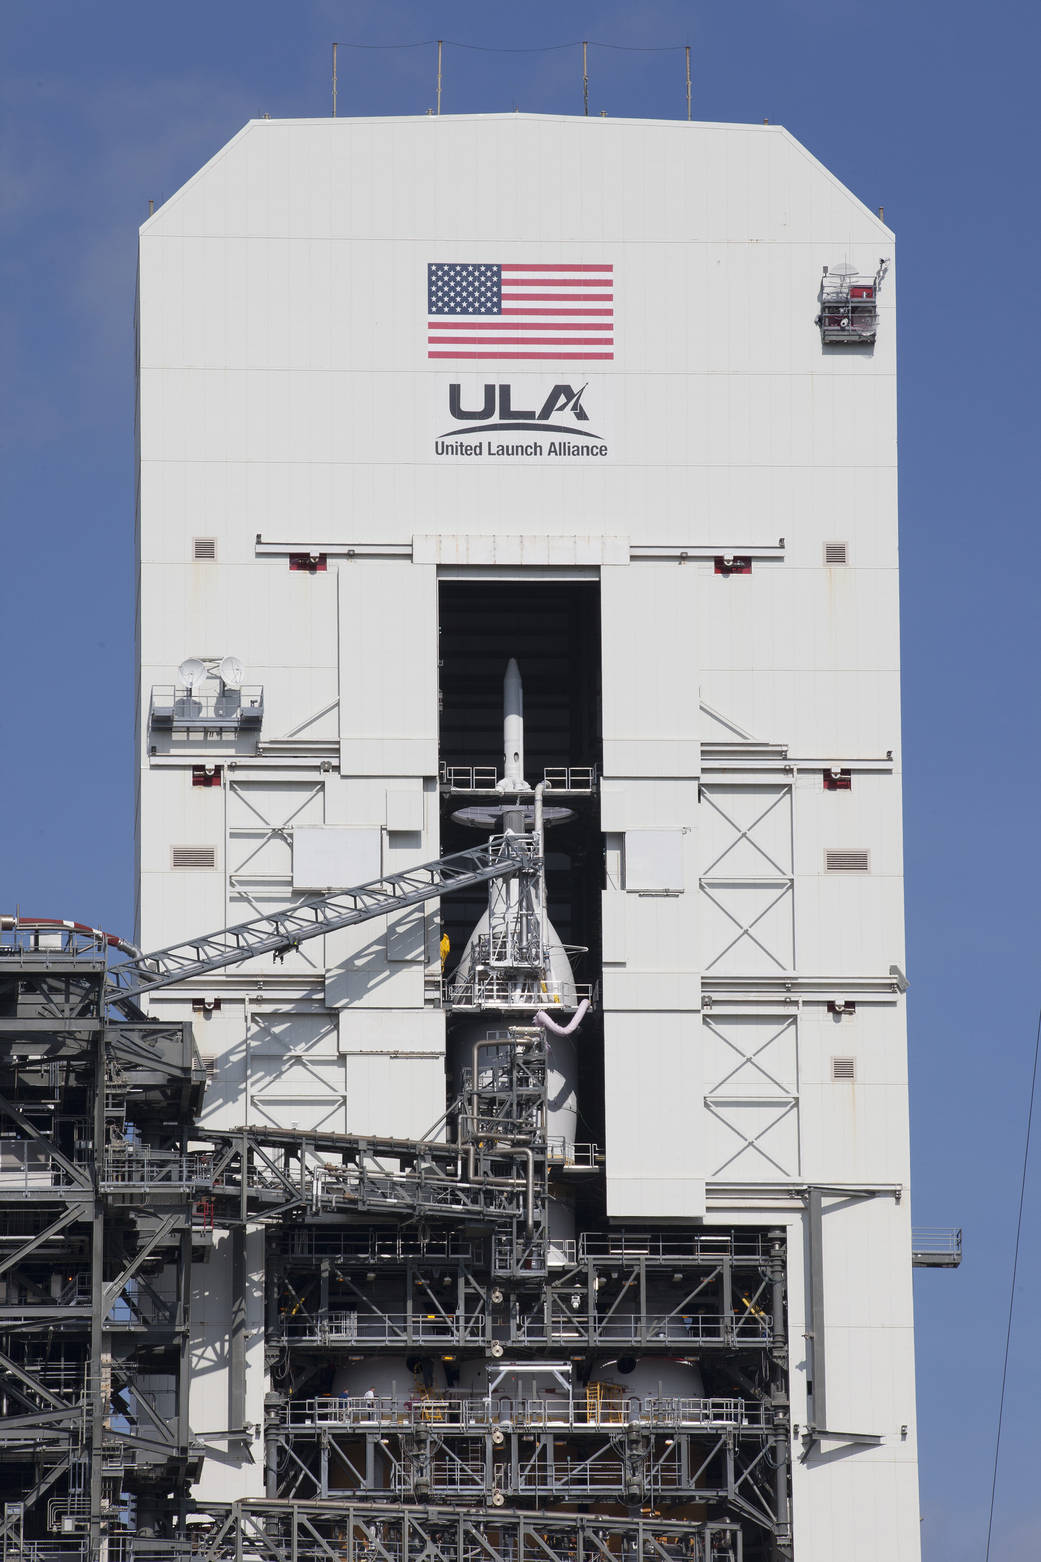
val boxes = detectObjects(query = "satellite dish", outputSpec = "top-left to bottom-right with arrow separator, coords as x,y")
178,657 -> 207,690
219,655 -> 246,689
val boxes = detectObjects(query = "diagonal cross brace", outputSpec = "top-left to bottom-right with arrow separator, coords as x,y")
0,1345 -> 73,1413
700,880 -> 794,972
701,786 -> 792,879
103,1211 -> 185,1315
0,1094 -> 91,1190
704,1014 -> 797,1098
0,1205 -> 83,1280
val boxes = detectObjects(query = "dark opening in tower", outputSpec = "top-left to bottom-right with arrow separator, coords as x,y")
437,579 -> 602,972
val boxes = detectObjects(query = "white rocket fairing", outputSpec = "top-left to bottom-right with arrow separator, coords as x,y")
496,658 -> 530,793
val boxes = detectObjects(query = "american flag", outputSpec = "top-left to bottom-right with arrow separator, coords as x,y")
427,262 -> 614,360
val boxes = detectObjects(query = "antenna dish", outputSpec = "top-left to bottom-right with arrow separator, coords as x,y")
178,658 -> 207,690
219,655 -> 246,689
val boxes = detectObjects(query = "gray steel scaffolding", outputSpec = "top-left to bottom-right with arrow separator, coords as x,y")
0,941 -> 202,1559
0,899 -> 792,1561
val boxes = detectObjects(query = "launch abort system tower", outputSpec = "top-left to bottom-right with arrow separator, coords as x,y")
128,113 -> 924,1560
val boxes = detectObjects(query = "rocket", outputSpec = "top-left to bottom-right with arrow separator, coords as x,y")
496,658 -> 530,793
449,657 -> 578,1011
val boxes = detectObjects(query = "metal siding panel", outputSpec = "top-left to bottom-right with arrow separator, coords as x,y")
385,783 -> 425,832
604,1014 -> 704,1218
292,826 -> 381,891
338,562 -> 438,775
601,564 -> 700,777
624,830 -> 685,891
345,1055 -> 446,1140
337,1009 -> 445,1057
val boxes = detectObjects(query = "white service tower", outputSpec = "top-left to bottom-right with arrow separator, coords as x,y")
137,113 -> 920,1560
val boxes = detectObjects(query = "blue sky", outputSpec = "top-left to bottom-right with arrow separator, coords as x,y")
2,2 -> 1039,1555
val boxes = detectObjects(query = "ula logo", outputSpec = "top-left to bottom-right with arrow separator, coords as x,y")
441,382 -> 602,439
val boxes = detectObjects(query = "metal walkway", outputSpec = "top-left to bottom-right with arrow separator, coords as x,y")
105,834 -> 536,1004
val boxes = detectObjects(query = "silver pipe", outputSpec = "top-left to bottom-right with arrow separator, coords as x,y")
534,781 -> 546,965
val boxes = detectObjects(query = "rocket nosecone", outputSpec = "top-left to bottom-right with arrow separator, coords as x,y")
499,657 -> 529,792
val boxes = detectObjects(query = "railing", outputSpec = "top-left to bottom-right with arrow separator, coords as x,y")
22,1359 -> 89,1394
278,1392 -> 765,1433
542,766 -> 598,791
511,1312 -> 771,1348
0,1146 -> 69,1194
0,924 -> 106,961
276,1311 -> 480,1345
911,1227 -> 963,1268
579,1230 -> 772,1263
281,1229 -> 476,1263
6,1546 -> 93,1562
149,685 -> 264,730
546,1139 -> 600,1168
493,1233 -> 551,1275
439,764 -> 598,793
513,1456 -> 688,1494
102,1152 -> 211,1188
59,1274 -> 91,1306
394,1462 -> 484,1496
392,1453 -> 694,1497
817,278 -> 878,345
441,765 -> 501,791
446,978 -> 597,1011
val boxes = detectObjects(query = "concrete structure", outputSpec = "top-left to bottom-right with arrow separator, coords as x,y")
137,112 -> 917,1558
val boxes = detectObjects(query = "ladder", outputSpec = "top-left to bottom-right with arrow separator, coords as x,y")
105,835 -> 537,1006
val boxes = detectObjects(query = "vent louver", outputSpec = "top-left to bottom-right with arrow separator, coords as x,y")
192,536 -> 217,560
825,849 -> 870,873
824,542 -> 848,565
831,1056 -> 856,1081
171,846 -> 217,870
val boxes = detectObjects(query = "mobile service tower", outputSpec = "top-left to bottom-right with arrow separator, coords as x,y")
129,111 -> 921,1561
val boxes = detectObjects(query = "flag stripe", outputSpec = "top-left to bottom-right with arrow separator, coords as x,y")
501,292 -> 613,302
429,320 -> 612,331
429,336 -> 613,346
500,262 -> 612,271
501,308 -> 612,316
429,351 -> 614,360
502,278 -> 612,288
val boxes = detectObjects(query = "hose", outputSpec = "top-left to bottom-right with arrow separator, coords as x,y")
0,915 -> 142,959
535,999 -> 590,1036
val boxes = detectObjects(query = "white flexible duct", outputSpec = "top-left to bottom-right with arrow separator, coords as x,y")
535,998 -> 590,1036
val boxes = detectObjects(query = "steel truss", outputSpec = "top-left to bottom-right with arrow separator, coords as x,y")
103,835 -> 538,1007
188,1500 -> 744,1562
0,1498 -> 743,1561
103,1123 -> 537,1227
0,939 -> 792,1560
268,1400 -> 778,1510
264,1030 -> 791,1558
267,1230 -> 788,1537
0,949 -> 201,1556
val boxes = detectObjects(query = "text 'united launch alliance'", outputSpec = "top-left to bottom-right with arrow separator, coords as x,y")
434,439 -> 609,457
